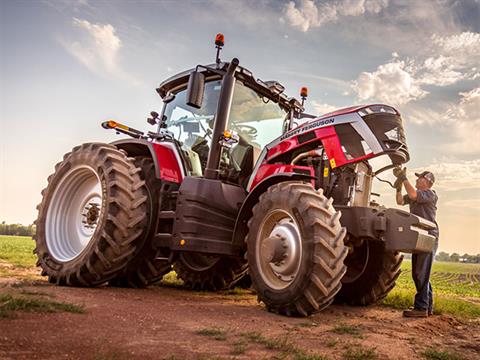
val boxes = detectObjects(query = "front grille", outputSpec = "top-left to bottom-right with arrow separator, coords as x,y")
363,113 -> 409,164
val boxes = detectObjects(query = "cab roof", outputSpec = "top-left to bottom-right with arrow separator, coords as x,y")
156,62 -> 305,115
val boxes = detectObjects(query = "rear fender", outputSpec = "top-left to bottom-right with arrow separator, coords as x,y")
231,172 -> 315,250
112,139 -> 185,183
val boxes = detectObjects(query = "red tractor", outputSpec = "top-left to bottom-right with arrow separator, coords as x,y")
34,35 -> 436,316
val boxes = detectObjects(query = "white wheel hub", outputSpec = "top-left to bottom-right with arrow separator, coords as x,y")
256,209 -> 302,290
46,166 -> 103,262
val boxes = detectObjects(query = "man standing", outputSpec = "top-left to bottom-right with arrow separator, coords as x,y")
394,168 -> 439,318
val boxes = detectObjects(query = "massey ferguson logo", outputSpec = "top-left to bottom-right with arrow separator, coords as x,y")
280,117 -> 335,141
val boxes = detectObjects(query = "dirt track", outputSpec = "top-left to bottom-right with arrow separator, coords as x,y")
1,280 -> 479,360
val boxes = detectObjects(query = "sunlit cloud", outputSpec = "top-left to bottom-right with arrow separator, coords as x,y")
351,31 -> 480,106
419,32 -> 480,86
282,0 -> 388,32
412,158 -> 480,191
61,18 -> 140,85
352,60 -> 427,105
311,100 -> 337,115
442,199 -> 480,210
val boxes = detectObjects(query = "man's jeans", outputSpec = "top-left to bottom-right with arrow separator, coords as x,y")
411,239 -> 438,312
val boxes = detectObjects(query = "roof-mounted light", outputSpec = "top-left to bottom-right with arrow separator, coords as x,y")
215,33 -> 225,47
215,33 -> 225,65
300,87 -> 308,106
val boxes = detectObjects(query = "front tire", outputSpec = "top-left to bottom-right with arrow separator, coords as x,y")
34,143 -> 148,286
336,240 -> 403,305
246,181 -> 347,317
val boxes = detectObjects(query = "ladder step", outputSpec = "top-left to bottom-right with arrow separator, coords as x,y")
158,211 -> 175,219
153,233 -> 172,248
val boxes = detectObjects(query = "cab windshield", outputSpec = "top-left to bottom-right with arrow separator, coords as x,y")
163,79 -> 286,150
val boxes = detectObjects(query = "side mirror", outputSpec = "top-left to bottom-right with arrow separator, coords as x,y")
186,70 -> 205,109
147,111 -> 159,125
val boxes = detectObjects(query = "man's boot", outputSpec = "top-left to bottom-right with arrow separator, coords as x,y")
403,308 -> 428,318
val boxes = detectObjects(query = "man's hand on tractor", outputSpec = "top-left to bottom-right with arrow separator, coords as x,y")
393,177 -> 404,191
393,167 -> 407,182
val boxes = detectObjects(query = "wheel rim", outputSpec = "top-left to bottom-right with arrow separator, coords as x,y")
256,209 -> 302,290
46,166 -> 103,262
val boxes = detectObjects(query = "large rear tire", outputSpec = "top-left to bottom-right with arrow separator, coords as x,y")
109,157 -> 172,288
173,254 -> 248,291
34,143 -> 148,286
246,181 -> 347,317
335,240 -> 403,305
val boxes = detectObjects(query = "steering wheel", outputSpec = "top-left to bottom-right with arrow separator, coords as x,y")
234,124 -> 257,137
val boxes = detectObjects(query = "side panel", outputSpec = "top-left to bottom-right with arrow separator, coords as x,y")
248,164 -> 314,191
151,142 -> 184,183
171,177 -> 246,256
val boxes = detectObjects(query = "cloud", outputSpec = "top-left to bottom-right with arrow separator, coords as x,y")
351,31 -> 480,105
282,0 -> 388,32
411,158 -> 480,191
352,60 -> 427,105
443,87 -> 480,154
62,18 -> 139,85
418,32 -> 480,86
311,101 -> 337,115
442,199 -> 480,211
402,87 -> 480,154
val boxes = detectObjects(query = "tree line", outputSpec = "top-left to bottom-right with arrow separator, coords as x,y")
435,251 -> 480,264
0,222 -> 36,236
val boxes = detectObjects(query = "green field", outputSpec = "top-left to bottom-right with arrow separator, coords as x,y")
380,258 -> 480,318
1,235 -> 479,318
0,235 -> 36,267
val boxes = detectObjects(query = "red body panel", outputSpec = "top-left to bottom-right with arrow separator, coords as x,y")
249,164 -> 314,191
151,142 -> 183,183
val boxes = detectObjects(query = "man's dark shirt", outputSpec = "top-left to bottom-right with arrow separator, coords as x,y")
403,189 -> 439,237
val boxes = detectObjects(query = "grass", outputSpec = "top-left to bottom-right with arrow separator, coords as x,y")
421,348 -> 465,360
194,327 -> 227,341
231,340 -> 247,355
380,260 -> 480,319
396,260 -> 480,299
0,235 -> 37,267
241,331 -> 328,360
343,345 -> 378,360
0,293 -> 85,318
1,236 -> 479,319
159,271 -> 184,288
330,323 -> 363,338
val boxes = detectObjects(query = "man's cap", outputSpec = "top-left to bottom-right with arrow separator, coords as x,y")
415,171 -> 435,184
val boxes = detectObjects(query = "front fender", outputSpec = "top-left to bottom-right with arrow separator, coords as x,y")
112,139 -> 185,183
231,173 -> 315,250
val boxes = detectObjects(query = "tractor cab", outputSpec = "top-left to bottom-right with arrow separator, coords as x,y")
155,61 -> 308,187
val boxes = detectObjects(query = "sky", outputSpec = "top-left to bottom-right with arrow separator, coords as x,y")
0,0 -> 479,254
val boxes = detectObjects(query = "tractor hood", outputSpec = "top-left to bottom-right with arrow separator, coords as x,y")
260,103 -> 409,174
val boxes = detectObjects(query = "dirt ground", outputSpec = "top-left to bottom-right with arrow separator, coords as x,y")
1,274 -> 479,360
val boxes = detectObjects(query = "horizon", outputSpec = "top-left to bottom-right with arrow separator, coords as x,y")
1,0 -> 479,254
